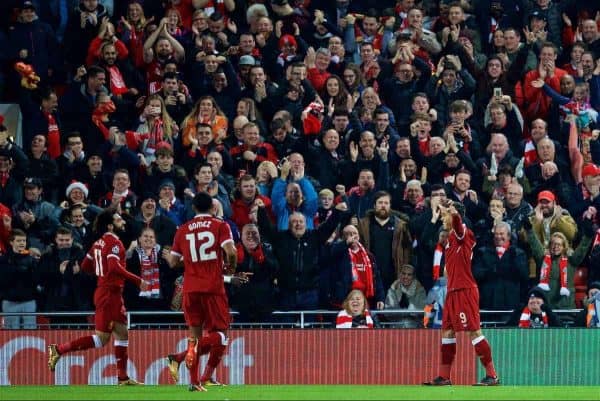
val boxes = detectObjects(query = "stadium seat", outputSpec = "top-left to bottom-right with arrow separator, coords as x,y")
575,291 -> 587,308
574,266 -> 588,292
36,315 -> 50,328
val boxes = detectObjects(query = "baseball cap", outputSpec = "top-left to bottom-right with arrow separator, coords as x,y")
159,179 -> 175,191
537,190 -> 555,202
24,177 -> 42,188
279,34 -> 297,50
19,0 -> 36,10
239,55 -> 256,66
528,287 -> 547,301
529,11 -> 547,22
582,163 -> 600,178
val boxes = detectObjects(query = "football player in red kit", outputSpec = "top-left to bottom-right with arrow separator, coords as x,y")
48,210 -> 148,385
424,201 -> 499,386
165,192 -> 238,392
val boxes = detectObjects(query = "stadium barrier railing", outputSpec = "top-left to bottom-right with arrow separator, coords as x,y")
0,308 -> 583,329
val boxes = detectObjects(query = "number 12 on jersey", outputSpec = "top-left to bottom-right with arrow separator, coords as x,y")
186,232 -> 217,262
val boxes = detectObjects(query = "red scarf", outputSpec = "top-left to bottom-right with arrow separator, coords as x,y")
539,254 -> 568,291
418,136 -> 431,157
0,172 -> 9,188
43,111 -> 61,159
519,307 -> 548,328
524,139 -> 538,167
91,101 -> 116,140
496,241 -> 510,258
349,242 -> 374,298
235,243 -> 265,265
137,245 -> 160,298
433,243 -> 443,281
336,309 -> 374,328
107,65 -> 128,96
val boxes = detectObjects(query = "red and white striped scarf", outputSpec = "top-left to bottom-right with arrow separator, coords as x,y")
137,245 -> 160,298
349,242 -> 375,298
433,243 -> 444,281
519,307 -> 548,328
336,309 -> 374,328
496,241 -> 510,258
523,139 -> 538,166
539,254 -> 568,291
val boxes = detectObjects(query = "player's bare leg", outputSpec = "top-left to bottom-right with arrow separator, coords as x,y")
469,329 -> 499,386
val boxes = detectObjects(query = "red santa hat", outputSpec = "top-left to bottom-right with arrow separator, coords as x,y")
65,181 -> 89,198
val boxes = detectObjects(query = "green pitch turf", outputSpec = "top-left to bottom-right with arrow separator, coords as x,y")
2,385 -> 599,400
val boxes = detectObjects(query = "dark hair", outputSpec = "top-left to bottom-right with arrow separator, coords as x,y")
193,162 -> 213,175
332,108 -> 349,118
86,65 -> 106,78
270,118 -> 285,132
93,208 -> 117,236
192,191 -> 213,213
373,190 -> 391,203
209,11 -> 223,21
9,229 -> 27,241
55,226 -> 72,236
162,71 -> 178,82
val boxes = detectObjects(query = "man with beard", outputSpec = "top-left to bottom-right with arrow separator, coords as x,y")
528,190 -> 577,247
48,209 -> 148,385
357,191 -> 412,291
97,42 -> 143,126
143,18 -> 185,93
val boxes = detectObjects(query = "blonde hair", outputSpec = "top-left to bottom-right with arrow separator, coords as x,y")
144,94 -> 174,139
550,232 -> 573,257
256,161 -> 278,181
342,289 -> 368,316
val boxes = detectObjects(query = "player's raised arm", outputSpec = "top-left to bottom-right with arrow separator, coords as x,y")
449,203 -> 465,239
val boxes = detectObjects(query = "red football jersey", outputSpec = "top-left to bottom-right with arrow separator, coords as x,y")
171,214 -> 234,294
445,215 -> 477,291
83,232 -> 137,289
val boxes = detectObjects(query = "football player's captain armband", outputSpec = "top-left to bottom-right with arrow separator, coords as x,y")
223,275 -> 232,284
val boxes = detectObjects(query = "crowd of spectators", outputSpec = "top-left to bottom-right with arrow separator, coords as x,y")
0,0 -> 600,329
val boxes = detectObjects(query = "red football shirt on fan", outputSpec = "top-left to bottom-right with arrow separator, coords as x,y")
445,214 -> 477,291
81,232 -> 141,288
170,214 -> 234,294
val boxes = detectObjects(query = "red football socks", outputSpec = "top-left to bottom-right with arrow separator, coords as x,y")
57,335 -> 95,354
115,343 -> 128,381
474,339 -> 497,378
439,341 -> 456,379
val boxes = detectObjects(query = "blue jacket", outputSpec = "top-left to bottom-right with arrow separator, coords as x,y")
272,177 -> 318,231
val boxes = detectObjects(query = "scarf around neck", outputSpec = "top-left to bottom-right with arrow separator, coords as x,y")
137,245 -> 160,298
538,254 -> 568,294
349,242 -> 375,298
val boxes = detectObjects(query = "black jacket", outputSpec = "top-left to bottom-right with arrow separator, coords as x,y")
0,250 -> 40,302
257,206 -> 342,293
38,243 -> 93,311
473,244 -> 529,310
